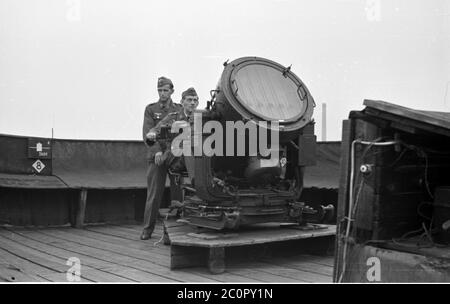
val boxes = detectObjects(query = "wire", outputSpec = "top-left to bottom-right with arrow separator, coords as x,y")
352,179 -> 365,220
423,153 -> 434,199
399,143 -> 434,199
422,222 -> 434,244
388,148 -> 409,167
400,226 -> 426,239
338,139 -> 399,283
153,212 -> 170,246
336,138 -> 443,282
417,201 -> 433,221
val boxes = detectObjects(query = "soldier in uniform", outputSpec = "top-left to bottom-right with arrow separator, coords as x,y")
161,87 -> 199,173
177,87 -> 199,121
141,76 -> 182,240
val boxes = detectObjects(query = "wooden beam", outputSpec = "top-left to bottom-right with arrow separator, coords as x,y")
333,119 -> 352,282
363,99 -> 450,131
208,247 -> 225,274
365,107 -> 450,138
75,189 -> 87,228
170,245 -> 206,270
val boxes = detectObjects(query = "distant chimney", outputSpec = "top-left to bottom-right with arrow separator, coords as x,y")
322,102 -> 327,141
445,82 -> 450,109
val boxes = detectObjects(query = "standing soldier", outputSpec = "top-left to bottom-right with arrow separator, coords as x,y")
141,76 -> 182,240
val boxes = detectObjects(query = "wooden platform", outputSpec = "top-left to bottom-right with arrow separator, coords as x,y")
165,220 -> 336,274
0,221 -> 335,282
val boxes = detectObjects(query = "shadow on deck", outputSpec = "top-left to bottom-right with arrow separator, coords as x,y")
0,221 -> 334,283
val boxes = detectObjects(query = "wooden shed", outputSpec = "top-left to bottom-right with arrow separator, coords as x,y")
334,100 -> 450,282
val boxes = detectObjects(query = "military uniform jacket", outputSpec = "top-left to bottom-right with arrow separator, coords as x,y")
175,109 -> 192,122
142,99 -> 182,160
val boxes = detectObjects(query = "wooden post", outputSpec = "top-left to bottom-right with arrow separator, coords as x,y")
75,189 -> 87,228
163,223 -> 171,245
170,245 -> 206,269
208,247 -> 225,274
333,119 -> 352,282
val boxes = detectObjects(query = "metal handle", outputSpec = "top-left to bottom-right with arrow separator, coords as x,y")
297,85 -> 307,101
231,80 -> 239,95
208,89 -> 219,110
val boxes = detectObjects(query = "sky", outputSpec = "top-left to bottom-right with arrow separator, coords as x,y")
0,0 -> 449,141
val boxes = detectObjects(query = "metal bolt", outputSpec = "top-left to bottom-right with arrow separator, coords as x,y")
360,164 -> 373,174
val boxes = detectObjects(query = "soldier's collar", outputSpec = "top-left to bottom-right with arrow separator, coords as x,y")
183,109 -> 192,118
159,98 -> 173,109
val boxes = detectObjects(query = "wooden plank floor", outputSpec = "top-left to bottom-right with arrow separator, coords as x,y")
0,221 -> 334,283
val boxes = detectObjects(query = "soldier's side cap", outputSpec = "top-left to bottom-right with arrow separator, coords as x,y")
182,87 -> 198,99
157,76 -> 173,88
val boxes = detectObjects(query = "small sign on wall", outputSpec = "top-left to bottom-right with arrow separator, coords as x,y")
32,159 -> 46,173
28,138 -> 52,159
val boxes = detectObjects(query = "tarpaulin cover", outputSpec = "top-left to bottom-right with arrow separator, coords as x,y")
0,133 -> 341,190
0,173 -> 67,189
303,141 -> 341,189
51,139 -> 148,189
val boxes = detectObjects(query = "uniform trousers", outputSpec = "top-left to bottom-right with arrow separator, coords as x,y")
143,153 -> 182,233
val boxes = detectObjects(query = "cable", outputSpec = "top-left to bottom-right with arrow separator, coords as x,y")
422,222 -> 434,244
388,148 -> 409,167
338,139 -> 399,282
423,153 -> 434,199
337,138 -> 442,281
153,212 -> 170,246
417,201 -> 433,221
398,143 -> 434,199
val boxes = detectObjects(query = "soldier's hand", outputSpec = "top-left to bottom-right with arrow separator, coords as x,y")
173,120 -> 190,130
154,152 -> 163,166
159,112 -> 178,125
146,131 -> 157,141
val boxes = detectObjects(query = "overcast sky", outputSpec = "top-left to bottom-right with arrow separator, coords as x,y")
1,0 -> 449,141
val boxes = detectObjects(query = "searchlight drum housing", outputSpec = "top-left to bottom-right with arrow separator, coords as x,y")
215,57 -> 315,135
178,56 -> 325,231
